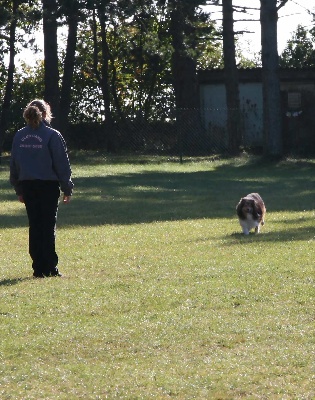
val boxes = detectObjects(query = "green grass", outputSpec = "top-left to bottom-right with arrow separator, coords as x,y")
0,153 -> 314,399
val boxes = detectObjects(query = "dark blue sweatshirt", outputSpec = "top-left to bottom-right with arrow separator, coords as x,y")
10,122 -> 74,196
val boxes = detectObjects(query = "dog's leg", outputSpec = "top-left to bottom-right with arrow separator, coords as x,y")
255,226 -> 260,234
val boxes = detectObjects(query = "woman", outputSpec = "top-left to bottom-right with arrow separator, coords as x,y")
10,99 -> 74,278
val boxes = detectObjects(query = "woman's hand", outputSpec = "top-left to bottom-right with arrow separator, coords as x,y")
63,195 -> 71,204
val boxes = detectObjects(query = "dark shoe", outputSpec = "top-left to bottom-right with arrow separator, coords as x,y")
51,272 -> 63,277
33,272 -> 45,278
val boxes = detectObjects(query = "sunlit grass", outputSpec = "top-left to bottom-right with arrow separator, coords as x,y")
0,153 -> 314,399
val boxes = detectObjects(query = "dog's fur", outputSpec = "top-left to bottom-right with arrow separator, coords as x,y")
236,193 -> 266,235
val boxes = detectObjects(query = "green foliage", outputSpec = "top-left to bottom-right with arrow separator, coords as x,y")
0,154 -> 315,398
0,0 -> 263,135
111,5 -> 174,120
0,1 -> 42,104
70,2 -> 178,123
68,27 -> 104,123
0,0 -> 42,54
280,25 -> 315,68
188,11 -> 223,69
1,61 -> 45,150
0,4 -> 11,27
1,0 -> 225,126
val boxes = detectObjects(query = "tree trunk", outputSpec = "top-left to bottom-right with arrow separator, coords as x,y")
109,25 -> 125,123
0,0 -> 17,161
98,10 -> 113,125
260,0 -> 282,157
59,8 -> 78,134
144,59 -> 159,121
169,3 -> 202,155
222,0 -> 241,154
170,6 -> 198,110
42,0 -> 60,129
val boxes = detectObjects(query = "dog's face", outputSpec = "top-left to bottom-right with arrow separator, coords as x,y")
240,198 -> 255,215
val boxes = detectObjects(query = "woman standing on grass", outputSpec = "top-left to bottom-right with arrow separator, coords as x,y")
10,99 -> 74,278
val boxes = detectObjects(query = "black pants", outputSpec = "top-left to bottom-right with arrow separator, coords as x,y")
22,180 -> 60,277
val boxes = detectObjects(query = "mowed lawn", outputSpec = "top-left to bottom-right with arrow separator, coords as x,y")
0,153 -> 314,399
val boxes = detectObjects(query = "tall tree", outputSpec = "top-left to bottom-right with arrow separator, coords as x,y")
222,0 -> 240,154
96,0 -> 114,125
2,0 -> 231,153
0,0 -> 18,161
168,0 -> 200,110
260,0 -> 288,157
59,0 -> 80,134
280,25 -> 315,68
166,0 -> 209,153
42,0 -> 60,128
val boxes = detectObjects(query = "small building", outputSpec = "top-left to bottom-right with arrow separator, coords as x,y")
198,68 -> 315,154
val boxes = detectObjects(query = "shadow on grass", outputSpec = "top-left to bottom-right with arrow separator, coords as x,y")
1,156 -> 315,228
227,224 -> 315,243
0,277 -> 30,286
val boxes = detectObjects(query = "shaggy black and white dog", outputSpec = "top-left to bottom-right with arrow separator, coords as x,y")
236,193 -> 266,235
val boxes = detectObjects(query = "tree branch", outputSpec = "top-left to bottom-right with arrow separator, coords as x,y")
234,19 -> 260,22
205,2 -> 259,11
0,33 -> 10,41
235,30 -> 255,35
232,5 -> 260,12
276,0 -> 289,11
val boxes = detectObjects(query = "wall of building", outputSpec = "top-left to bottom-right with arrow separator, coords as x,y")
200,81 -> 264,149
199,68 -> 315,154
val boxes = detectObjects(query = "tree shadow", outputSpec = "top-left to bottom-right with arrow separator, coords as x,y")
62,165 -> 315,225
0,277 -> 30,286
226,224 -> 315,243
1,157 -> 315,230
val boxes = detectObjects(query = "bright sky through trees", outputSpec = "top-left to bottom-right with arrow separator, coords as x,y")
205,0 -> 314,56
11,0 -> 315,67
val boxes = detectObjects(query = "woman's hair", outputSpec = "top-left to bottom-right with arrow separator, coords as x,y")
23,99 -> 53,128
23,106 -> 43,129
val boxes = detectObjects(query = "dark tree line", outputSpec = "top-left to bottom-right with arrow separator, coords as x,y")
0,0 -> 219,151
0,0 -> 311,158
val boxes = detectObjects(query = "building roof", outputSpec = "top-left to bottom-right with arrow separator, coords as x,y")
198,68 -> 315,84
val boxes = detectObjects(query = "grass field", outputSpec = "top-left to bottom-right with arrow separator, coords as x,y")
0,152 -> 314,399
